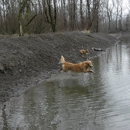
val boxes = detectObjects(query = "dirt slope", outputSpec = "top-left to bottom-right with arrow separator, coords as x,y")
0,31 -> 117,107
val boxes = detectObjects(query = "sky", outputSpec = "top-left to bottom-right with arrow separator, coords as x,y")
109,0 -> 129,16
122,0 -> 129,15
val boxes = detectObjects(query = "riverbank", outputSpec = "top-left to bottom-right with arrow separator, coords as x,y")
0,31 -> 118,107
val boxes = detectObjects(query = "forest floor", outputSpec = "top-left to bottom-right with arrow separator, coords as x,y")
0,31 -> 119,108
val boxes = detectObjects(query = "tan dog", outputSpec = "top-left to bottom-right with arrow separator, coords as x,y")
79,49 -> 88,55
59,55 -> 94,73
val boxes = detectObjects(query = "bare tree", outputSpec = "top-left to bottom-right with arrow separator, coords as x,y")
118,0 -> 123,31
43,0 -> 57,32
67,0 -> 78,30
86,0 -> 91,30
62,0 -> 67,30
1,0 -> 8,33
0,0 -> 127,34
80,0 -> 84,29
86,0 -> 100,32
18,0 -> 37,36
106,0 -> 114,32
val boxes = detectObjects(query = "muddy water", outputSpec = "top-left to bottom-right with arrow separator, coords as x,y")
0,37 -> 130,130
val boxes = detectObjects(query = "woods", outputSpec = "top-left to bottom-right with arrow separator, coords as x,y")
0,0 -> 129,35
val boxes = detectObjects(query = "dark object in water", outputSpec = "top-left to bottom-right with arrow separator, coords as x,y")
92,47 -> 104,51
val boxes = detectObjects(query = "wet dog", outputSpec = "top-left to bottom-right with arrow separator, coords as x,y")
59,55 -> 95,73
79,49 -> 88,55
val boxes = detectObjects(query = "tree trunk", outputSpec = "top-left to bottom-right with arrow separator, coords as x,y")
86,0 -> 91,30
43,0 -> 57,32
80,0 -> 84,30
19,21 -> 24,36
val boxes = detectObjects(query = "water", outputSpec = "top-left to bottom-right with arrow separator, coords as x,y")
0,36 -> 130,130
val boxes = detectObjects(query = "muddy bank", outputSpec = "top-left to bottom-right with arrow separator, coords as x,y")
0,31 -> 118,107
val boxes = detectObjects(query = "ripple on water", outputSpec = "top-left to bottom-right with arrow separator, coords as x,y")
1,39 -> 130,130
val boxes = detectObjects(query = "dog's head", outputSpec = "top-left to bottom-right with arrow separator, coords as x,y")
85,60 -> 93,67
59,55 -> 65,64
86,49 -> 89,53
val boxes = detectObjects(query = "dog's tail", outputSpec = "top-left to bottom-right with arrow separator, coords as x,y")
59,55 -> 65,64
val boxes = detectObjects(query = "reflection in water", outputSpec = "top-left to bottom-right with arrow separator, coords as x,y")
0,38 -> 130,130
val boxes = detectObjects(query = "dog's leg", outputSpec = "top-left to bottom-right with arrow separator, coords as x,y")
88,70 -> 95,73
59,67 -> 63,72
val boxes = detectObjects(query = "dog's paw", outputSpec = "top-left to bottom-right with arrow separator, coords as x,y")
90,70 -> 95,73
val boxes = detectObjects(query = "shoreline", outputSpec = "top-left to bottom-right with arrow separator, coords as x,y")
0,32 -> 119,108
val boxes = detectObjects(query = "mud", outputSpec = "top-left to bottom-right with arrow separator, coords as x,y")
0,31 -> 118,107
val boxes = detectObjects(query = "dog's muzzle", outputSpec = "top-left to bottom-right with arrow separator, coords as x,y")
89,64 -> 93,67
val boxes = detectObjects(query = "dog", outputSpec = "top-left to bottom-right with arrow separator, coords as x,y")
79,49 -> 89,59
59,55 -> 95,73
79,49 -> 88,55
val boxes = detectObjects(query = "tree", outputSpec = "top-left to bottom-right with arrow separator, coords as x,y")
86,0 -> 100,32
67,0 -> 78,30
18,0 -> 37,36
86,0 -> 91,30
0,0 -> 128,34
43,0 -> 57,32
118,0 -> 123,31
80,0 -> 84,29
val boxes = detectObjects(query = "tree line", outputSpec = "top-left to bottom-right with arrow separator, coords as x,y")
0,0 -> 129,36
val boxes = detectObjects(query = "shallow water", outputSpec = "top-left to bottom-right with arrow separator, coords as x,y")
0,36 -> 130,130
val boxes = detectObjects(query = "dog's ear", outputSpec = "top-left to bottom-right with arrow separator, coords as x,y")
61,55 -> 64,58
59,55 -> 65,64
61,55 -> 65,60
59,55 -> 63,64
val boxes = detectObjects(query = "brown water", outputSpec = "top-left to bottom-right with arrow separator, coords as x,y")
0,36 -> 130,130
